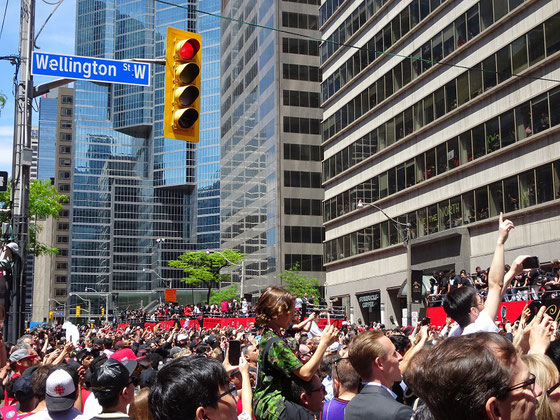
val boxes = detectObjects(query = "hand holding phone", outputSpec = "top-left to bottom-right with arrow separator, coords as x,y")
228,340 -> 241,365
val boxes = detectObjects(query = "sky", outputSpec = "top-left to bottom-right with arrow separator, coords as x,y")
0,0 -> 75,176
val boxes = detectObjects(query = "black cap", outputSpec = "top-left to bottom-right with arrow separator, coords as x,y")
91,359 -> 130,401
13,375 -> 34,402
139,369 -> 156,388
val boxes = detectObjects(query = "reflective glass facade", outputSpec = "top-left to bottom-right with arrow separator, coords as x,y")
72,0 -> 199,314
196,0 -> 221,248
220,0 -> 325,292
37,98 -> 58,182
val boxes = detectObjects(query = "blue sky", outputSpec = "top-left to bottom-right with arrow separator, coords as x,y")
0,0 -> 75,175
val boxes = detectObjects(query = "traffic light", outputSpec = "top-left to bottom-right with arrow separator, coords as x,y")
49,311 -> 53,319
164,27 -> 202,143
76,305 -> 81,317
101,307 -> 105,316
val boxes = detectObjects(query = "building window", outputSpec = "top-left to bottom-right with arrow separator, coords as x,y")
325,160 -> 560,263
56,275 -> 67,283
60,133 -> 72,141
61,107 -> 73,116
59,145 -> 71,154
284,144 -> 321,161
283,90 -> 320,108
61,95 -> 73,104
283,117 -> 321,134
284,171 -> 321,188
57,222 -> 69,230
282,12 -> 318,30
60,120 -> 72,129
56,262 -> 68,270
283,64 -> 320,82
55,289 -> 67,297
58,184 -> 70,193
57,236 -> 68,244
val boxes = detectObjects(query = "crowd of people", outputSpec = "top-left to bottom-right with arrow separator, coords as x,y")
427,259 -> 560,306
0,213 -> 558,419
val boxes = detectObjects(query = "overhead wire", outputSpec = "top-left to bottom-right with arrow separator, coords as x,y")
0,0 -> 9,41
34,0 -> 64,48
154,0 -> 560,84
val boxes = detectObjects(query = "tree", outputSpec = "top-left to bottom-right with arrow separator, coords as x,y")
168,250 -> 245,304
279,264 -> 321,304
0,179 -> 69,256
209,284 -> 239,305
0,93 -> 6,114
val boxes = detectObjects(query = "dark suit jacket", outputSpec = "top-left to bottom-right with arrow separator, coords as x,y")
344,384 -> 413,420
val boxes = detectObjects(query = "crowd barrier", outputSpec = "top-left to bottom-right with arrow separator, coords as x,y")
117,316 -> 344,331
427,298 -> 560,327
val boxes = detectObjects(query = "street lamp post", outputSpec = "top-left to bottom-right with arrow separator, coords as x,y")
206,250 -> 245,297
68,293 -> 91,322
85,287 -> 109,323
357,200 -> 413,326
142,268 -> 171,288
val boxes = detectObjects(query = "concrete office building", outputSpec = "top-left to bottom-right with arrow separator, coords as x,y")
220,0 -> 325,294
321,0 -> 560,325
32,87 -> 73,323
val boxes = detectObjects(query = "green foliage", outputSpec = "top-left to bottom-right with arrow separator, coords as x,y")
168,250 -> 245,303
0,93 -> 6,114
279,264 -> 321,303
209,284 -> 239,305
0,179 -> 69,256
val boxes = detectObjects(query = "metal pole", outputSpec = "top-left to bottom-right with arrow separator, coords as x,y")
406,227 -> 412,326
9,0 -> 35,342
240,260 -> 245,298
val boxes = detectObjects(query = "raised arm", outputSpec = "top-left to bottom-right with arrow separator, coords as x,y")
485,213 -> 514,320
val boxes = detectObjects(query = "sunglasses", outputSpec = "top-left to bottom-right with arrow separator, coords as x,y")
216,384 -> 238,401
547,381 -> 560,396
507,373 -> 536,392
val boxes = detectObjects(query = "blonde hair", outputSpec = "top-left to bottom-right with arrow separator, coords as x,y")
348,330 -> 386,379
129,388 -> 151,420
254,286 -> 294,326
522,354 -> 560,420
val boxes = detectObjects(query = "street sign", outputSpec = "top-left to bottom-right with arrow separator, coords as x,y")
32,52 -> 150,86
0,171 -> 7,192
164,288 -> 177,302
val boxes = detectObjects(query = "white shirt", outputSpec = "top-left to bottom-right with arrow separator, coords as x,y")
361,382 -> 397,399
26,408 -> 89,420
307,320 -> 323,338
448,309 -> 499,336
83,393 -> 103,417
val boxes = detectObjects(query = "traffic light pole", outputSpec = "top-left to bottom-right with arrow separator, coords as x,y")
7,0 -> 35,343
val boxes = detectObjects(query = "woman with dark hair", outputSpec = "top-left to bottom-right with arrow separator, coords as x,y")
252,286 -> 337,420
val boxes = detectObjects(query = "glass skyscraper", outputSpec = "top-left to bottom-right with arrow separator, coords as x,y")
70,0 -> 217,315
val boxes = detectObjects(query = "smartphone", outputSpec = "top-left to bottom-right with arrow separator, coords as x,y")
522,256 -> 540,269
228,340 -> 241,365
421,317 -> 431,326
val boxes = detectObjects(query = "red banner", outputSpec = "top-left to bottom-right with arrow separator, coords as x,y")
118,316 -> 343,331
427,300 -> 531,327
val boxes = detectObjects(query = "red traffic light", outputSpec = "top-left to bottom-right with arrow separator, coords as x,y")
178,39 -> 200,60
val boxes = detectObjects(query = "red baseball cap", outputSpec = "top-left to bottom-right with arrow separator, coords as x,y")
109,348 -> 142,375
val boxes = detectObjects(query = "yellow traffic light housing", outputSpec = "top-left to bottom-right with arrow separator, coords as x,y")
76,305 -> 81,317
101,307 -> 105,316
164,27 -> 202,142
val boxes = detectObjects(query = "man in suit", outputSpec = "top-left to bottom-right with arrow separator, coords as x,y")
345,330 -> 413,420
